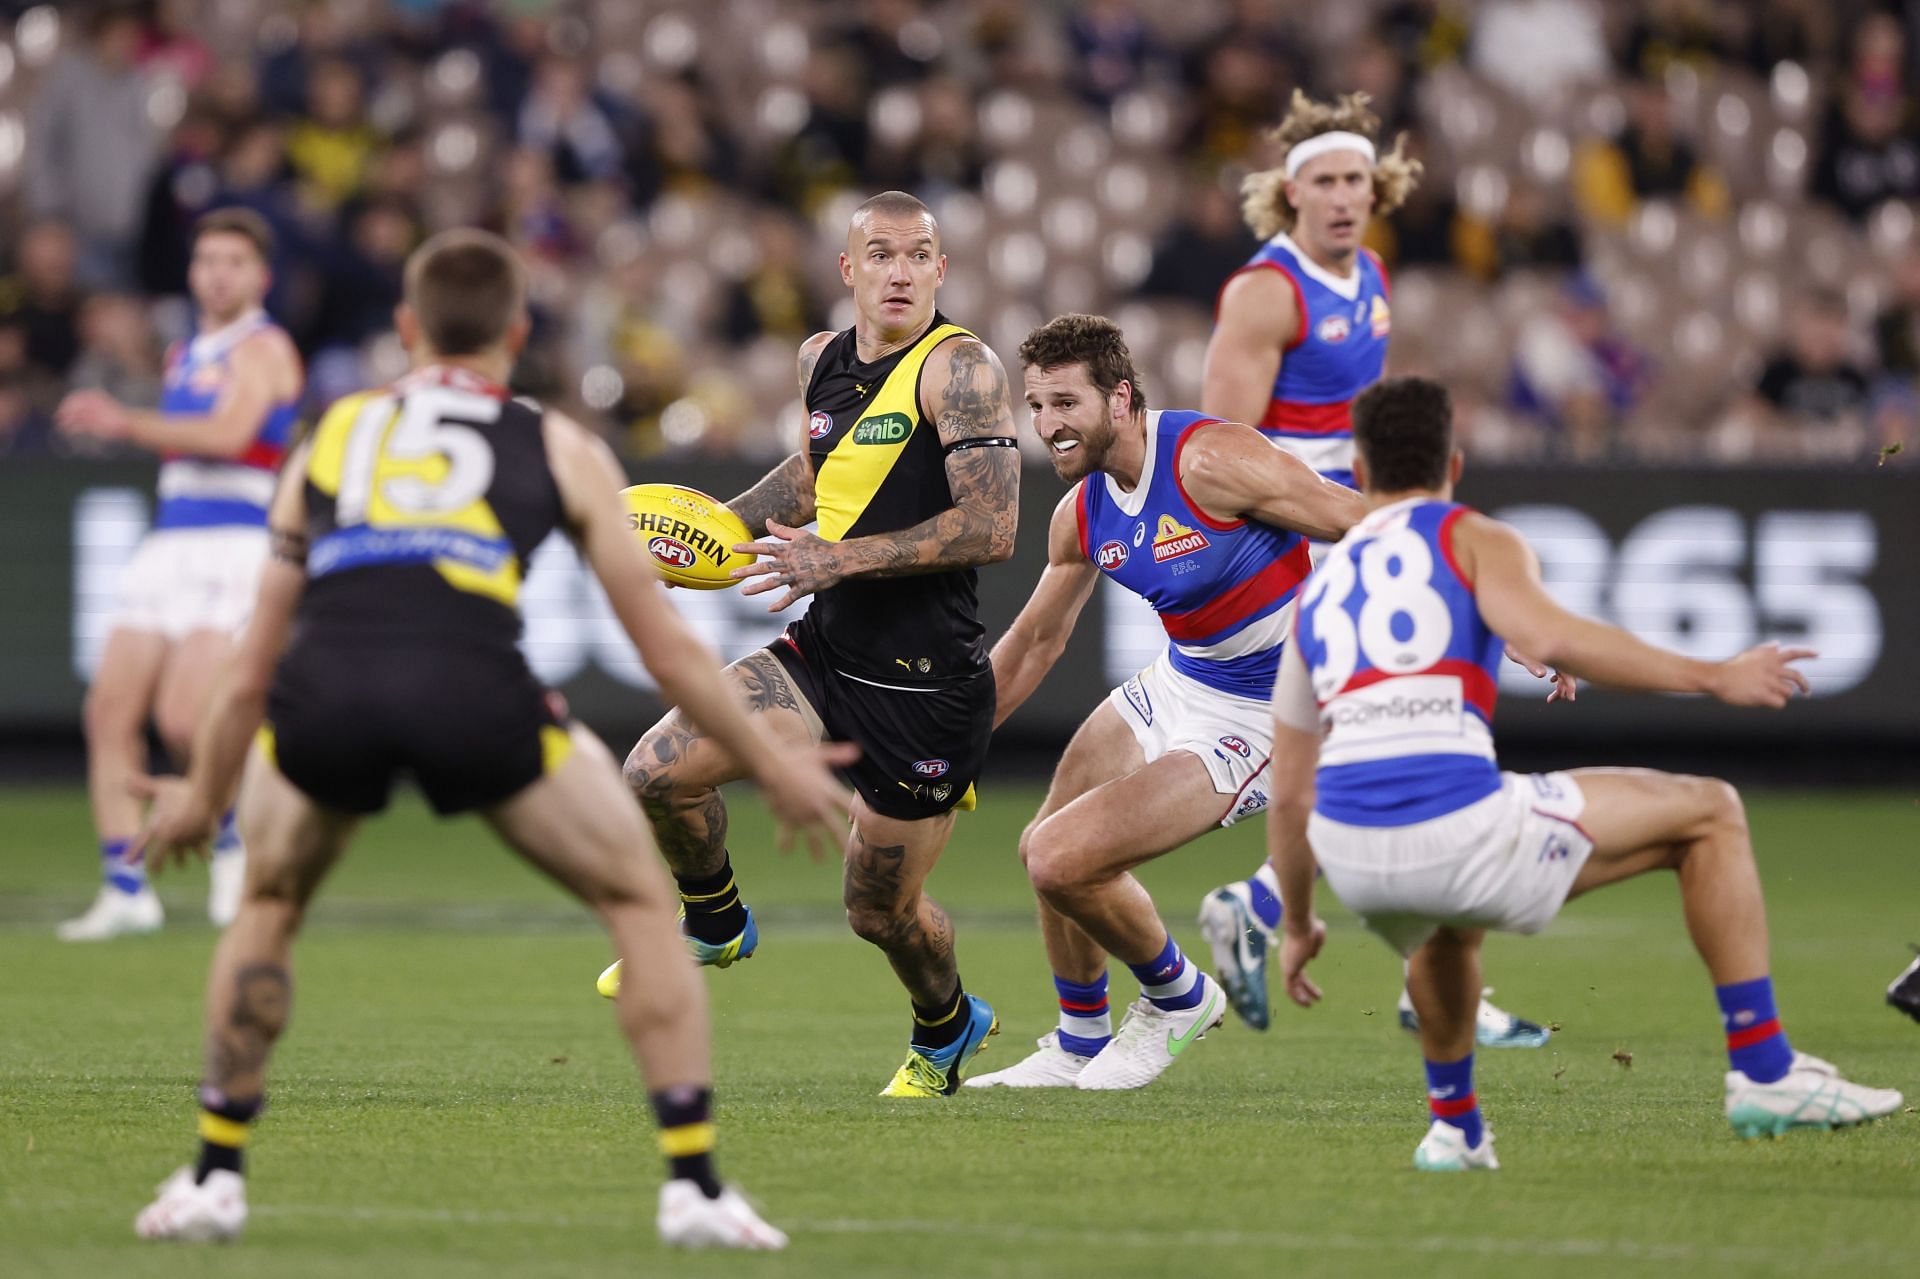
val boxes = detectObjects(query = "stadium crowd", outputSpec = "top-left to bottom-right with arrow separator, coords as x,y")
0,0 -> 1916,466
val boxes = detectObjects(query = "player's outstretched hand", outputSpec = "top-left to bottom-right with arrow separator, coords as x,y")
55,389 -> 132,439
1503,643 -> 1576,704
760,741 -> 859,862
732,521 -> 845,613
1708,642 -> 1815,709
1279,915 -> 1328,1009
126,773 -> 218,873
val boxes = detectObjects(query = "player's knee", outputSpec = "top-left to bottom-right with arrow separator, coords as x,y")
844,899 -> 914,950
153,703 -> 197,762
1681,774 -> 1748,841
1021,819 -> 1087,901
81,683 -> 141,747
623,726 -> 694,803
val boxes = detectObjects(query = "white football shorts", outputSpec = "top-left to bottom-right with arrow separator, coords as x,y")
1310,771 -> 1595,956
1108,650 -> 1273,828
113,526 -> 270,641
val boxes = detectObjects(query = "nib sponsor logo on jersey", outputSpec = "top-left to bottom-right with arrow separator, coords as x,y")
1151,514 -> 1209,564
627,511 -> 728,569
851,413 -> 912,445
1097,540 -> 1129,570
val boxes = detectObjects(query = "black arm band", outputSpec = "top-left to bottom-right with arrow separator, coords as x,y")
944,436 -> 1019,455
270,529 -> 309,567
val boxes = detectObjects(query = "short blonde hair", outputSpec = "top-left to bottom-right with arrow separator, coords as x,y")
1240,90 -> 1423,240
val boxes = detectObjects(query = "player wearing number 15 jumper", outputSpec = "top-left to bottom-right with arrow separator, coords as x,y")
1267,377 -> 1902,1172
128,230 -> 851,1251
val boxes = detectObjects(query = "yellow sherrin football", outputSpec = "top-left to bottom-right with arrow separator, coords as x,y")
618,483 -> 756,589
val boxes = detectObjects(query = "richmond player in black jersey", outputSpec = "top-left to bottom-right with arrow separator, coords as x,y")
608,191 -> 1022,1097
129,230 -> 850,1250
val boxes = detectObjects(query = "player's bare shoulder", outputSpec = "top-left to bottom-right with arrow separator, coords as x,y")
924,335 -> 1015,445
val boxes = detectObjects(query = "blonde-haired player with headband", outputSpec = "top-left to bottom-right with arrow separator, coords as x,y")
1193,92 -> 1552,1050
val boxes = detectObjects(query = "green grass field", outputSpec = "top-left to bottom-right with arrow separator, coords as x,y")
2,781 -> 1916,1278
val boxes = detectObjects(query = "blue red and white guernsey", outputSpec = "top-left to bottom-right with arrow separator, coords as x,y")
1292,497 -> 1503,826
153,310 -> 300,531
1076,409 -> 1313,700
1221,231 -> 1390,489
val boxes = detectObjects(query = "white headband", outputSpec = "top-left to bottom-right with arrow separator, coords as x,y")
1283,131 -> 1376,179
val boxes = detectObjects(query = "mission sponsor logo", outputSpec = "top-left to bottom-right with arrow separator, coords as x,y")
851,413 -> 912,445
808,410 -> 834,440
646,535 -> 697,570
1370,295 -> 1391,338
626,512 -> 727,564
1096,539 -> 1129,570
1151,513 -> 1209,564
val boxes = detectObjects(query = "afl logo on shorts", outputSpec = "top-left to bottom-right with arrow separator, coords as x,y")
912,758 -> 950,778
1218,735 -> 1252,758
1315,314 -> 1351,344
808,410 -> 834,440
1096,540 -> 1129,570
646,535 -> 698,570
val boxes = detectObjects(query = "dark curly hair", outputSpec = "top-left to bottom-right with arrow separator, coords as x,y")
1017,313 -> 1147,411
1353,377 -> 1453,492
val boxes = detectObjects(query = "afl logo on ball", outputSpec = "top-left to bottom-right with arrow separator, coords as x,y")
1097,540 -> 1129,570
1315,314 -> 1351,344
647,536 -> 698,569
1218,735 -> 1252,758
912,759 -> 950,778
808,410 -> 834,440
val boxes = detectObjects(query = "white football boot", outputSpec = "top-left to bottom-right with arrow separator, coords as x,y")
1724,1064 -> 1903,1139
964,1032 -> 1094,1088
1397,986 -> 1550,1049
208,853 -> 245,928
1075,974 -> 1226,1091
134,1167 -> 247,1241
58,885 -> 163,942
1412,1120 -> 1500,1172
657,1180 -> 788,1250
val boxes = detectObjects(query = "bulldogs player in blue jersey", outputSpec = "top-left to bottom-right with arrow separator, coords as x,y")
55,209 -> 304,940
1269,377 -> 1901,1169
965,314 -> 1363,1090
1194,92 -> 1548,1048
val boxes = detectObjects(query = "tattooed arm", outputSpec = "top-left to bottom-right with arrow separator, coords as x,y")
733,336 -> 1021,611
722,332 -> 833,537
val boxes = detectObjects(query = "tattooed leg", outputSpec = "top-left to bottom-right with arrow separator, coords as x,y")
622,650 -> 821,878
200,748 -> 356,1105
842,800 -> 962,1007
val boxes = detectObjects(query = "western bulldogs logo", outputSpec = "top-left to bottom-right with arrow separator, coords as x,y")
1097,540 -> 1129,570
1218,735 -> 1252,759
1315,314 -> 1351,344
808,410 -> 834,440
912,759 -> 949,778
647,536 -> 697,569
1233,789 -> 1270,820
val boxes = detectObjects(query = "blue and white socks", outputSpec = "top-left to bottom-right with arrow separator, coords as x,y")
212,808 -> 243,862
102,837 -> 146,896
1717,976 -> 1793,1083
1425,1053 -> 1485,1148
1242,863 -> 1283,935
1054,974 -> 1112,1058
1128,935 -> 1205,1012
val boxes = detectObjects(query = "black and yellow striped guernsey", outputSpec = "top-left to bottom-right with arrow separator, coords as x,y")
803,312 -> 988,682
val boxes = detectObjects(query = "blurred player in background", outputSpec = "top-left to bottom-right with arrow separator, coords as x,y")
1192,92 -> 1547,1047
968,314 -> 1362,1090
1270,376 -> 1902,1170
54,208 -> 303,940
601,191 -> 1023,1098
129,229 -> 851,1249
